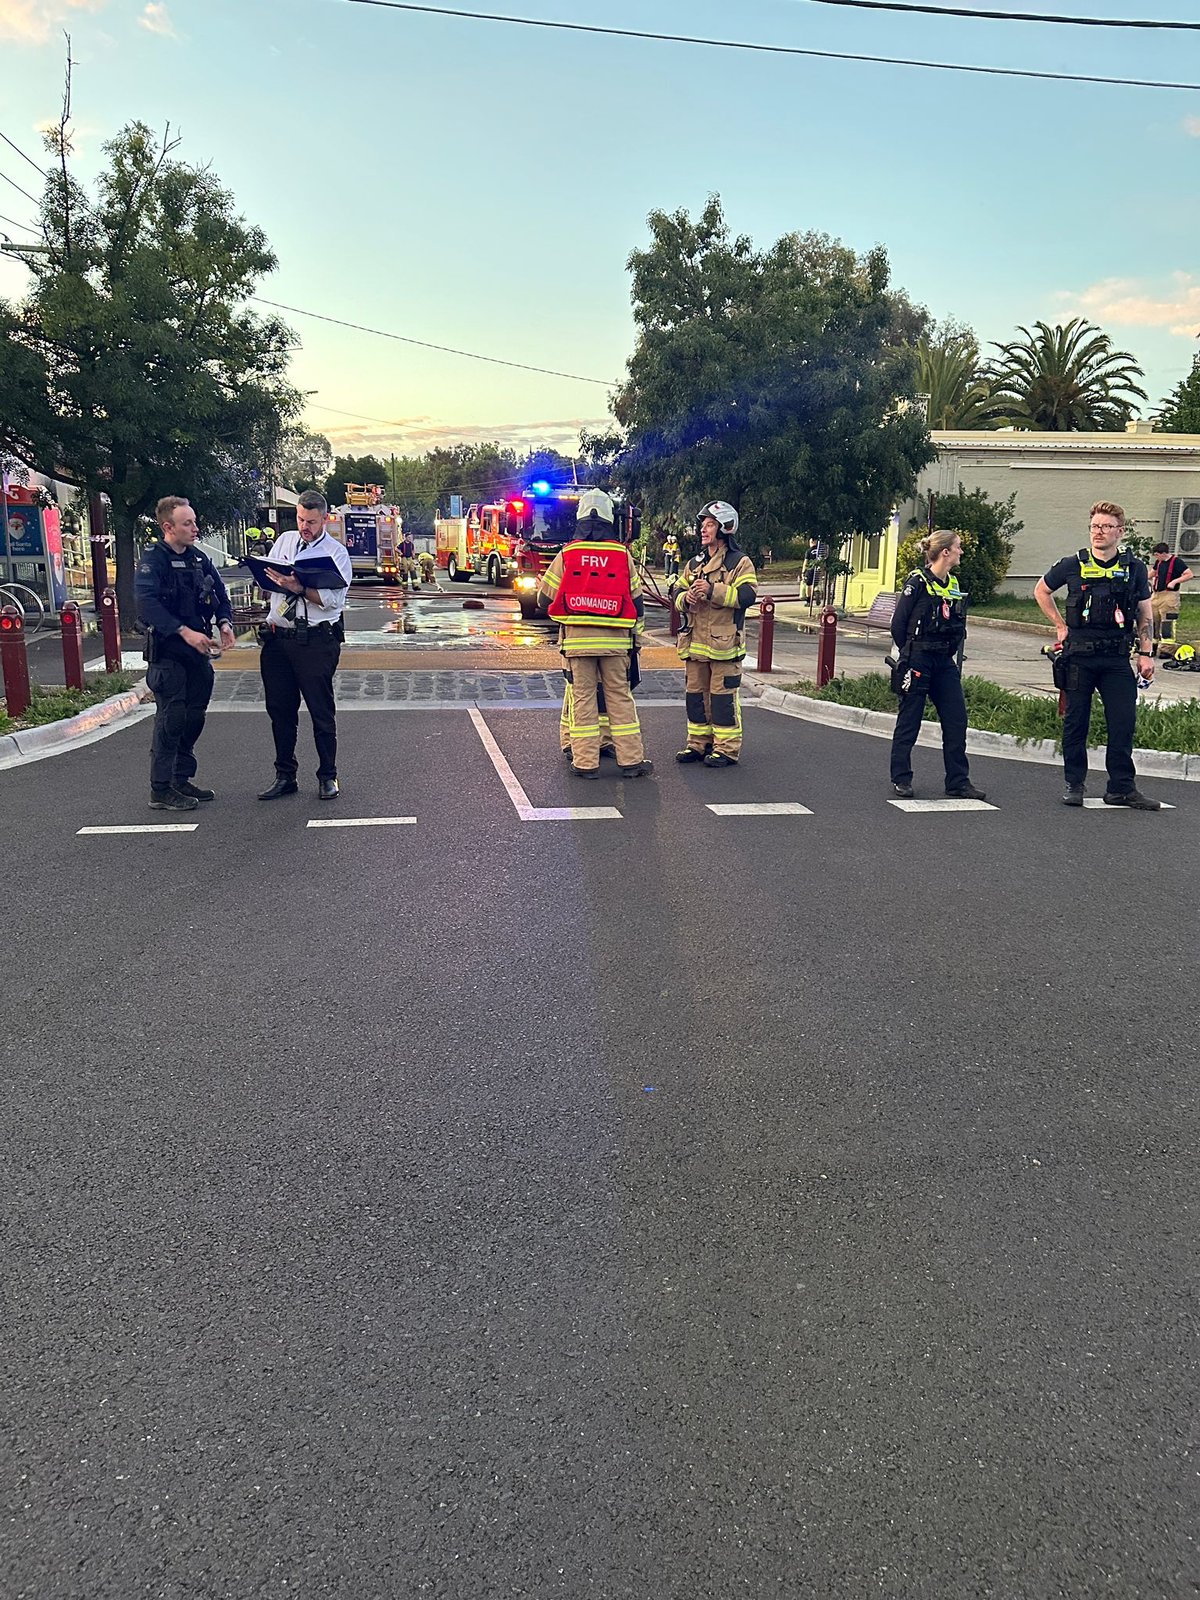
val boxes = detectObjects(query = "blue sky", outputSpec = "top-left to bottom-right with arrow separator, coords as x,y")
1,0 -> 1198,462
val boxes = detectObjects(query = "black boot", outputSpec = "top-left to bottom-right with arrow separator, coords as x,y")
258,777 -> 299,800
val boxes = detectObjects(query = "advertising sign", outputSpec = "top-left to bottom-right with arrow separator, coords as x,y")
43,506 -> 67,608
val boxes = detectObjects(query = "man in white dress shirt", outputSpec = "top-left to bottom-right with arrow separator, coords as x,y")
257,490 -> 354,801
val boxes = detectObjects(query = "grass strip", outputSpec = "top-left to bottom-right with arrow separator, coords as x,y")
779,671 -> 1200,755
0,671 -> 136,736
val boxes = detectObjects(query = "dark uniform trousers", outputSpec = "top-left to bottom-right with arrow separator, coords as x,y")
261,630 -> 341,780
147,642 -> 215,790
890,649 -> 969,789
1062,650 -> 1137,793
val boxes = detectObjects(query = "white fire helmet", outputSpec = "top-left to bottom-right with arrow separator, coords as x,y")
696,500 -> 739,537
576,488 -> 615,525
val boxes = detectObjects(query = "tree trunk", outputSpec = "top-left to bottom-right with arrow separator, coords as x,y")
110,487 -> 140,634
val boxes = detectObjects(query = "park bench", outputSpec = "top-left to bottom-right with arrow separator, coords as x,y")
857,590 -> 897,639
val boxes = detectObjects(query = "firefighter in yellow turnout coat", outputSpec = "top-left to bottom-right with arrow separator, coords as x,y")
675,501 -> 757,766
538,490 -> 653,778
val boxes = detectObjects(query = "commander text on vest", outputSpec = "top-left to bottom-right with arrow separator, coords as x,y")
537,489 -> 653,778
1033,500 -> 1161,810
135,495 -> 235,812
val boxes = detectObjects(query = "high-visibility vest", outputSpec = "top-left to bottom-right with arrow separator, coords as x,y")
548,540 -> 638,627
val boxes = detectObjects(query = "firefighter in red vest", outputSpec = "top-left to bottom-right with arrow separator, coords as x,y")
538,489 -> 653,778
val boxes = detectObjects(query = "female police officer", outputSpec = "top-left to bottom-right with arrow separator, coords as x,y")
888,529 -> 986,801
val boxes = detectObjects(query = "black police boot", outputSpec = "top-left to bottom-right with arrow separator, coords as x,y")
1062,785 -> 1085,806
149,787 -> 199,812
175,780 -> 215,802
258,777 -> 299,800
891,782 -> 914,799
1103,788 -> 1162,811
318,778 -> 340,801
945,782 -> 987,801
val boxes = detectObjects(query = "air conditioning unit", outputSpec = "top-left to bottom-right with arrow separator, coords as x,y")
1163,497 -> 1200,560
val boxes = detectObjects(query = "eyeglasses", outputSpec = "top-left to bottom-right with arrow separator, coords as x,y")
1090,522 -> 1121,533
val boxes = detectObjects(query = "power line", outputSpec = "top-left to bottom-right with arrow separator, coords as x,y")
343,0 -> 1200,90
0,168 -> 41,207
807,0 -> 1200,28
252,296 -> 619,386
0,212 -> 40,236
0,130 -> 48,177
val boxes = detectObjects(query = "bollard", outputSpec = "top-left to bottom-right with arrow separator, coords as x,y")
0,604 -> 32,718
61,600 -> 86,691
816,608 -> 838,687
756,598 -> 776,673
99,584 -> 121,673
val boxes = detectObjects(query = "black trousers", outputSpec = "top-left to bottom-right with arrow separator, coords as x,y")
147,644 -> 215,790
1062,652 -> 1137,793
260,631 -> 341,779
890,649 -> 970,789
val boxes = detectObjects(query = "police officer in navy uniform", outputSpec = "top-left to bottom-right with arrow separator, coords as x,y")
889,529 -> 986,801
1034,499 -> 1161,809
135,495 -> 234,811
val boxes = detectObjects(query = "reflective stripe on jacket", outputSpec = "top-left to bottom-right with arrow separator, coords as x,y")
675,550 -> 757,661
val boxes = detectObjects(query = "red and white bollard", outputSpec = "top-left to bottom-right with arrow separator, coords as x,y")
756,598 -> 776,672
816,608 -> 838,687
99,585 -> 121,673
61,600 -> 86,691
0,604 -> 32,718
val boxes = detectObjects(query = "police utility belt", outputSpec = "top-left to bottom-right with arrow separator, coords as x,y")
258,619 -> 344,644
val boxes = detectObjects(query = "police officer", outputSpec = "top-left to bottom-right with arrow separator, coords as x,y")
888,530 -> 985,801
674,500 -> 756,767
1034,500 -> 1161,809
538,488 -> 652,778
257,489 -> 353,802
135,496 -> 234,811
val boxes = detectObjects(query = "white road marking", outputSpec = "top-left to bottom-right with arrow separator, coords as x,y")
707,802 -> 813,816
1081,798 -> 1175,811
888,798 -> 997,813
77,824 -> 199,834
306,817 -> 417,828
467,706 -> 621,822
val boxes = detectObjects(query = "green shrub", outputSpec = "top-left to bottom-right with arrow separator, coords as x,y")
900,485 -> 1021,605
780,671 -> 1200,755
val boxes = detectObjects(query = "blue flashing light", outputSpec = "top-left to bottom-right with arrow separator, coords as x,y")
529,479 -> 552,497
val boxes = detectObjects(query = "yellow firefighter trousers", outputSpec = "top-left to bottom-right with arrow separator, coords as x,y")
561,682 -> 615,753
684,657 -> 743,758
565,656 -> 644,769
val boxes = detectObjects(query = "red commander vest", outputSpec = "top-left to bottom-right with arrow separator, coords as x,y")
548,540 -> 638,627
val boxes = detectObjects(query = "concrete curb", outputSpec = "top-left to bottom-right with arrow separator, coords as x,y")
0,679 -> 152,770
743,676 -> 1200,782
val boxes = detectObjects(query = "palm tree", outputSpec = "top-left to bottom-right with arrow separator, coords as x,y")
914,332 -> 1004,429
986,318 -> 1147,432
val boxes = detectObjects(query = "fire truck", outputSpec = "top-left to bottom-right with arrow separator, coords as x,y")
327,484 -> 403,582
436,485 -> 640,618
434,500 -> 518,588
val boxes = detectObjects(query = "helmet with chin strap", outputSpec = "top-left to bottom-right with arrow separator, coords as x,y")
695,500 -> 738,539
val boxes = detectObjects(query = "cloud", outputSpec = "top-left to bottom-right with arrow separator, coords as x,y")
314,414 -> 614,457
0,0 -> 104,45
1184,116 -> 1200,138
137,1 -> 173,36
1056,274 -> 1200,338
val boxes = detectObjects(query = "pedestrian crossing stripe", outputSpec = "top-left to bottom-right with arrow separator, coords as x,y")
307,817 -> 418,828
707,803 -> 813,816
887,799 -> 997,813
1081,798 -> 1174,811
77,824 -> 199,834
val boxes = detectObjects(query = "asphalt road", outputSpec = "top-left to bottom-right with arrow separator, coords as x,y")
3,703 -> 1198,1599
